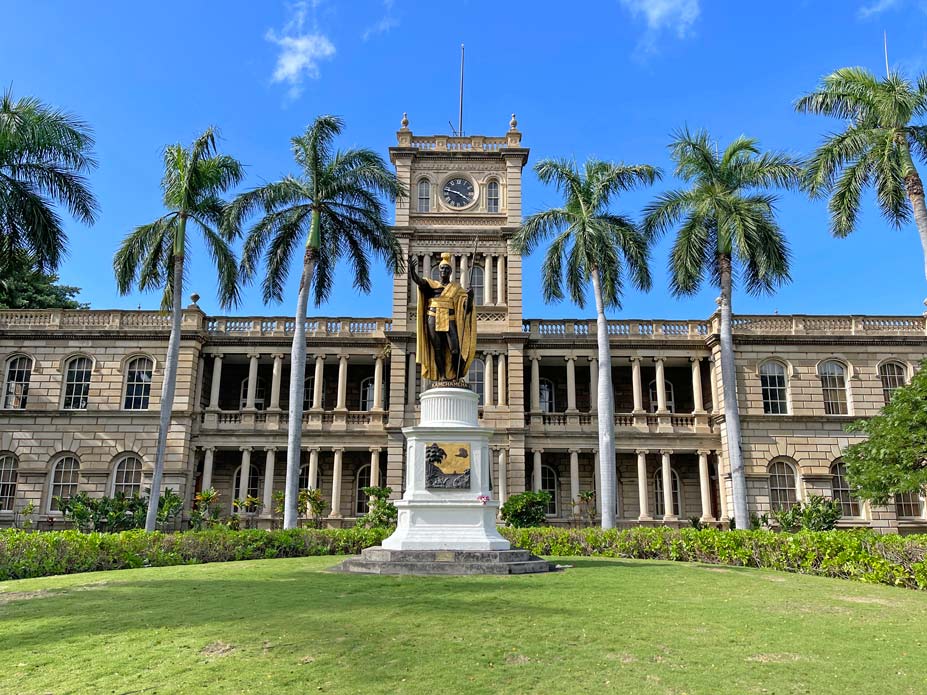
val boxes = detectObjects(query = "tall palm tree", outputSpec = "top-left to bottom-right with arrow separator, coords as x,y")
797,67 -> 927,286
114,128 -> 244,532
0,89 -> 98,272
228,115 -> 404,529
512,159 -> 658,529
643,129 -> 801,530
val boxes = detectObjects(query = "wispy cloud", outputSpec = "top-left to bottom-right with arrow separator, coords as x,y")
618,0 -> 700,53
362,0 -> 399,41
265,1 -> 336,100
858,0 -> 902,18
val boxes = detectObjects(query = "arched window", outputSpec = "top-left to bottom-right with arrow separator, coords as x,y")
231,464 -> 261,508
112,455 -> 143,496
417,179 -> 430,213
895,491 -> 923,518
818,361 -> 848,415
469,358 -> 485,405
3,355 -> 32,409
541,465 -> 559,516
430,263 -> 441,281
486,180 -> 500,213
768,459 -> 798,511
539,378 -> 556,413
355,464 -> 372,515
303,376 -> 325,410
49,455 -> 80,512
0,453 -> 17,511
299,463 -> 313,491
830,460 -> 859,517
759,361 -> 788,414
360,376 -> 376,411
648,380 -> 675,413
878,362 -> 907,405
239,377 -> 267,410
123,356 -> 153,410
63,356 -> 92,410
653,468 -> 681,517
470,265 -> 485,305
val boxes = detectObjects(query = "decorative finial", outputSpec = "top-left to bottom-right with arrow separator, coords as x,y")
509,113 -> 517,130
401,112 -> 409,129
190,292 -> 200,306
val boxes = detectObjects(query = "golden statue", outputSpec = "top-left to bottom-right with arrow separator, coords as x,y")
409,252 -> 477,382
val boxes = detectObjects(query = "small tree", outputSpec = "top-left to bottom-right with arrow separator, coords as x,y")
355,486 -> 397,529
500,491 -> 552,528
843,360 -> 927,503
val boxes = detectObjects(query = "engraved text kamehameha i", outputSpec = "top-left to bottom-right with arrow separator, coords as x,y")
409,252 -> 477,384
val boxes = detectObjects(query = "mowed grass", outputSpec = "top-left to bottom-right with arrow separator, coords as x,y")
2,558 -> 927,695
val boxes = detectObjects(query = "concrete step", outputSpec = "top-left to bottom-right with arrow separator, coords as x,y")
335,557 -> 554,576
360,547 -> 533,564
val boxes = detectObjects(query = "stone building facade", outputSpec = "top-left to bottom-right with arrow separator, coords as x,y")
1,118 -> 925,532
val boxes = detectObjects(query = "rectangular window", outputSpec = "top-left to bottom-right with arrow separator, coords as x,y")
760,364 -> 788,414
3,357 -> 31,409
417,181 -> 430,213
487,181 -> 500,213
819,363 -> 848,415
895,492 -> 922,518
123,358 -> 153,410
63,357 -> 92,410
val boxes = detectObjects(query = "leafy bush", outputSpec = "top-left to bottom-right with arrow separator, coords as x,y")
772,496 -> 842,532
499,526 -> 927,590
500,491 -> 552,528
355,486 -> 398,529
55,490 -> 182,533
0,526 -> 393,580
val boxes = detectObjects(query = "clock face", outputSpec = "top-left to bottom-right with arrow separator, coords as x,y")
442,177 -> 474,208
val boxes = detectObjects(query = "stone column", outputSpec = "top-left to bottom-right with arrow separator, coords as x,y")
655,358 -> 668,414
406,351 -> 417,405
208,355 -> 223,409
308,448 -> 319,489
496,255 -> 505,304
497,353 -> 507,406
532,450 -> 543,491
312,355 -> 325,410
709,356 -> 719,414
565,356 -> 577,412
483,255 -> 493,305
661,450 -> 676,520
460,254 -> 469,288
193,356 -> 205,412
201,447 -> 215,490
336,355 -> 349,411
637,449 -> 651,520
329,448 -> 343,518
422,253 -> 431,278
369,448 -> 381,487
270,354 -> 284,410
482,353 -> 493,407
594,450 -> 602,517
630,357 -> 643,413
238,447 -> 252,508
373,356 -> 384,410
497,449 -> 507,504
691,357 -> 705,414
530,355 -> 540,412
262,448 -> 275,516
698,449 -> 713,521
245,353 -> 259,409
569,449 -> 580,513
588,356 -> 598,413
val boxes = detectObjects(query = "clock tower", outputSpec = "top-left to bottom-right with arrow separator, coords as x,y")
384,114 -> 531,496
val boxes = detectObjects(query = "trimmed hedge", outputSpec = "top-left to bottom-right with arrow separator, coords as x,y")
0,527 -> 391,581
3,526 -> 927,589
500,526 -> 927,590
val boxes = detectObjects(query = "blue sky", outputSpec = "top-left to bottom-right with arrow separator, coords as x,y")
5,0 -> 927,320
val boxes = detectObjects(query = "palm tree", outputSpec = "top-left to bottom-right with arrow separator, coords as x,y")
512,159 -> 659,529
0,89 -> 98,272
228,115 -> 404,529
643,129 -> 801,530
797,67 -> 927,286
114,128 -> 244,532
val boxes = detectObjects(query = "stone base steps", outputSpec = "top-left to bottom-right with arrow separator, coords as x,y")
332,546 -> 555,576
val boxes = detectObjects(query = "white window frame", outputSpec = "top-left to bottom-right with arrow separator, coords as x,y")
653,467 -> 682,517
830,460 -> 860,518
759,360 -> 789,414
894,491 -> 925,519
539,378 -> 556,413
355,463 -> 372,516
540,464 -> 559,517
0,452 -> 17,512
62,355 -> 93,410
818,360 -> 849,415
648,379 -> 676,413
111,455 -> 144,497
878,361 -> 907,405
123,356 -> 153,410
360,376 -> 376,412
768,458 -> 800,511
486,179 -> 500,213
417,179 -> 431,213
468,358 -> 485,406
239,377 -> 267,411
231,463 -> 261,510
3,354 -> 33,410
470,265 -> 485,305
48,454 -> 80,513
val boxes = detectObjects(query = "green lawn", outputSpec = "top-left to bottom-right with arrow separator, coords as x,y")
2,557 -> 926,694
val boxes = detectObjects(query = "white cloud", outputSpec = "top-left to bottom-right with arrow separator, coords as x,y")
858,0 -> 901,18
619,0 -> 700,37
265,1 -> 336,99
362,0 -> 399,41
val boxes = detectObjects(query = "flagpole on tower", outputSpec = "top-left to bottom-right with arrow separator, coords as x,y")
458,43 -> 465,136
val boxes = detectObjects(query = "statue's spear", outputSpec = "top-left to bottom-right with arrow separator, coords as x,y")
457,236 -> 479,380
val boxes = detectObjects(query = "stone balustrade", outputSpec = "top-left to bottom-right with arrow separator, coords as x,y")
522,318 -> 710,339
726,314 -> 927,336
408,135 -> 508,152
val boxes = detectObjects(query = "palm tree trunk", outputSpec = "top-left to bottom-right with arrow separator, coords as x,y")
145,244 -> 185,532
717,253 -> 748,530
283,214 -> 320,529
903,168 -> 927,285
590,267 -> 616,529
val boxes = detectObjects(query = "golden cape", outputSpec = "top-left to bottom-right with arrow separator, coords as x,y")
416,279 -> 477,381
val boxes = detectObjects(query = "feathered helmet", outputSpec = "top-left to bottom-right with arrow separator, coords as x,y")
438,252 -> 453,268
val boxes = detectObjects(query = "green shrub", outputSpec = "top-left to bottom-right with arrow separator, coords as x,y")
772,496 -> 843,532
55,490 -> 183,533
500,491 -> 552,528
355,486 -> 398,529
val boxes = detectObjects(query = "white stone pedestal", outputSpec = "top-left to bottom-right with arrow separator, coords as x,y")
382,387 -> 510,551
